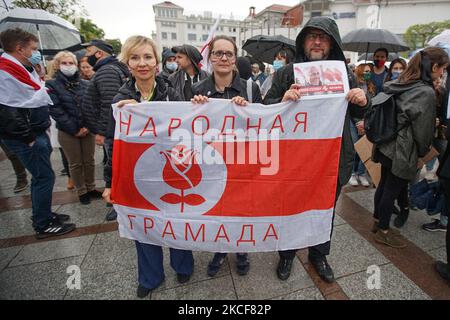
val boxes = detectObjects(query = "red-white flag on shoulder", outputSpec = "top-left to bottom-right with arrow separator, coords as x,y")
0,53 -> 52,108
199,16 -> 221,73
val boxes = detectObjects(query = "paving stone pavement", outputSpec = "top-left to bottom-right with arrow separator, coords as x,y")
0,149 -> 449,300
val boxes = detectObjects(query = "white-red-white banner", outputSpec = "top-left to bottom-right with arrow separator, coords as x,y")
111,95 -> 348,252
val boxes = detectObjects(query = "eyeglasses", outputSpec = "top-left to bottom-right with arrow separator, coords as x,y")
211,50 -> 235,59
305,33 -> 331,42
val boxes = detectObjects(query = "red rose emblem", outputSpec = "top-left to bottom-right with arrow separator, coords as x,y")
160,145 -> 205,212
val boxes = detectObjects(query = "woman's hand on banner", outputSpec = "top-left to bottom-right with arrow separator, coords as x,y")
191,95 -> 209,104
231,96 -> 248,107
282,84 -> 302,102
346,88 -> 367,107
117,99 -> 138,108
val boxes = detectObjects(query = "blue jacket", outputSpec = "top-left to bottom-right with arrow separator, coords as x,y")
46,71 -> 89,136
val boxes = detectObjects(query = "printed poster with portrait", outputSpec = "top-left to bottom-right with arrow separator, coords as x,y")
293,60 -> 350,99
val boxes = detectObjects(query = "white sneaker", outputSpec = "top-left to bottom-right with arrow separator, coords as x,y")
359,175 -> 371,187
349,174 -> 359,186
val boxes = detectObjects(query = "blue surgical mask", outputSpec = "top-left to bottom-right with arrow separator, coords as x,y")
273,60 -> 285,71
166,62 -> 178,72
28,50 -> 42,66
391,71 -> 400,80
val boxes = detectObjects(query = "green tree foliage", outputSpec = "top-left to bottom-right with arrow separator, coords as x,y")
77,17 -> 105,42
105,38 -> 122,55
12,0 -> 83,19
404,20 -> 450,50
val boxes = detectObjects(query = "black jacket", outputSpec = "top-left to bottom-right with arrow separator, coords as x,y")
104,76 -> 183,187
169,69 -> 209,101
81,56 -> 130,136
46,71 -> 89,136
192,72 -> 262,103
263,16 -> 371,186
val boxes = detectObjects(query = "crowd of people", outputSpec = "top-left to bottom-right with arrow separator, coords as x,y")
0,14 -> 449,298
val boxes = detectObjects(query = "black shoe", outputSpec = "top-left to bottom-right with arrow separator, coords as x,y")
277,257 -> 293,281
52,213 -> 71,223
393,209 -> 409,228
392,205 -> 400,215
236,253 -> 250,276
105,209 -> 117,221
79,193 -> 91,205
435,261 -> 450,285
309,255 -> 335,283
136,285 -> 151,298
36,221 -> 76,240
60,168 -> 68,176
177,273 -> 191,284
207,253 -> 226,277
422,219 -> 447,232
87,189 -> 103,199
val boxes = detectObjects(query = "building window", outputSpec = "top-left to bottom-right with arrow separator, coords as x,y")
202,34 -> 208,41
188,33 -> 197,41
171,33 -> 177,40
162,32 -> 167,40
311,11 -> 322,17
229,27 -> 236,33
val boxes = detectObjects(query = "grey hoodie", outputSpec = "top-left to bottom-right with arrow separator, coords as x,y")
375,80 -> 436,181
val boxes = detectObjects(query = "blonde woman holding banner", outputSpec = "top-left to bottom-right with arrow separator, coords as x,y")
101,35 -> 192,299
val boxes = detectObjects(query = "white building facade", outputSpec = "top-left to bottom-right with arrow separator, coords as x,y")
152,0 -> 450,57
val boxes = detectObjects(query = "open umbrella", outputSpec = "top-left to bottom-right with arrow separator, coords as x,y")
242,35 -> 295,64
428,29 -> 450,46
0,8 -> 82,56
358,52 -> 399,62
342,28 -> 410,54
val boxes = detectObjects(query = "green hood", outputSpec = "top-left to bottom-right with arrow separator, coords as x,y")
295,16 -> 346,63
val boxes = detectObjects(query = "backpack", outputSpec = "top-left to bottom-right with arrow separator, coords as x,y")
364,92 -> 405,144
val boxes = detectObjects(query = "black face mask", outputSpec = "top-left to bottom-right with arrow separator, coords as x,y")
87,52 -> 99,67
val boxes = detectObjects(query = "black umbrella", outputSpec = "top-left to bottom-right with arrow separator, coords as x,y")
358,52 -> 399,62
342,28 -> 409,53
242,35 -> 296,64
0,8 -> 82,56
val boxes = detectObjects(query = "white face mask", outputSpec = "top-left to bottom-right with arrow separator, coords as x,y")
60,65 -> 78,77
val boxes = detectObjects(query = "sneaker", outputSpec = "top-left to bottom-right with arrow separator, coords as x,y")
136,285 -> 151,298
422,219 -> 447,232
207,253 -> 226,277
236,253 -> 250,276
393,209 -> 409,228
105,209 -> 117,221
79,193 -> 91,205
374,229 -> 406,248
36,221 -> 76,240
13,178 -> 28,193
52,213 -> 71,223
349,174 -> 359,187
60,168 -> 68,176
358,175 -> 370,187
87,189 -> 103,199
177,273 -> 191,284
